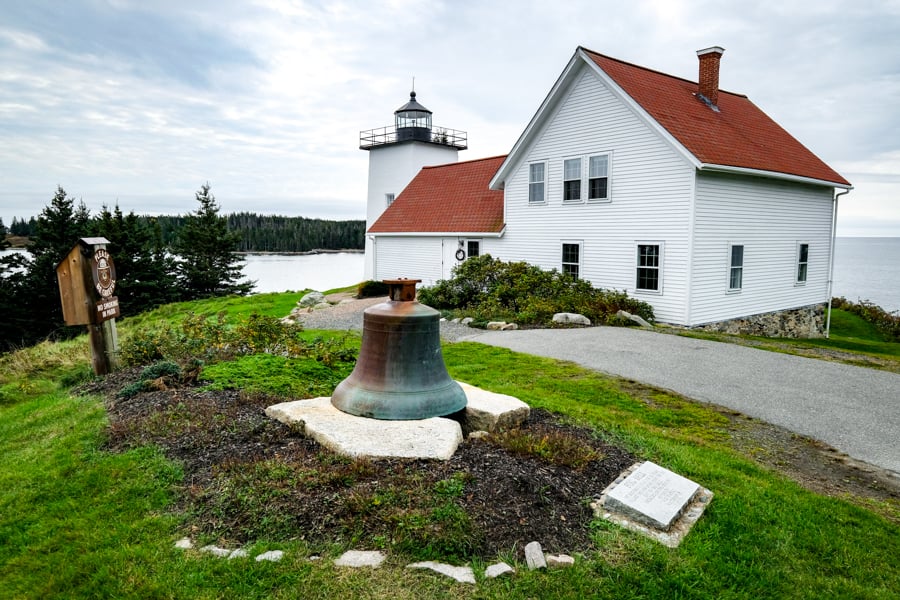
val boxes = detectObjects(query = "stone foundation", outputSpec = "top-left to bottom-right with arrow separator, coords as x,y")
693,303 -> 826,338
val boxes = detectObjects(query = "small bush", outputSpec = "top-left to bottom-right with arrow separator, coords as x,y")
357,280 -> 389,298
417,254 -> 654,326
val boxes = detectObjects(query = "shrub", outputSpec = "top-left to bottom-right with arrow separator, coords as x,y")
118,312 -> 357,368
417,254 -> 654,326
357,280 -> 389,298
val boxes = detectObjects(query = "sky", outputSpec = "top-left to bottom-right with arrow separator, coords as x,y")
1,0 -> 898,236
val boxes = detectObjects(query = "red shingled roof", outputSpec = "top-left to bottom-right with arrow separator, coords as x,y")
368,155 -> 506,234
583,48 -> 850,186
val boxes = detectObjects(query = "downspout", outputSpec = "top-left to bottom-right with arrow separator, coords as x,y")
825,188 -> 851,338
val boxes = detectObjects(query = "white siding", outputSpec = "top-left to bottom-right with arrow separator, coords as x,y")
689,172 -> 835,325
373,237 -> 445,286
497,66 -> 695,324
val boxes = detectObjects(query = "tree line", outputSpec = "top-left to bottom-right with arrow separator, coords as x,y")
1,184 -> 362,352
3,212 -> 364,253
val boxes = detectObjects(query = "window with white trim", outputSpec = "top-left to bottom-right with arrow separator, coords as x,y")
728,244 -> 744,291
561,242 -> 581,278
796,243 -> 809,284
636,244 -> 662,292
528,162 -> 546,203
588,154 -> 609,201
563,158 -> 582,202
385,193 -> 395,207
467,240 -> 480,258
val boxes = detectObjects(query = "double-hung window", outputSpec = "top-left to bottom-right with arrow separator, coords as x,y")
588,154 -> 609,201
796,243 -> 809,284
636,244 -> 662,292
467,240 -> 480,258
385,193 -> 395,207
562,242 -> 581,278
528,163 -> 546,203
563,159 -> 582,202
728,244 -> 744,291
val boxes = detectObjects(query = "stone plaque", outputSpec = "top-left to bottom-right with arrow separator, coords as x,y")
604,461 -> 700,530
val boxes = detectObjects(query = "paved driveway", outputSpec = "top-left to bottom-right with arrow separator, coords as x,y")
466,326 -> 900,475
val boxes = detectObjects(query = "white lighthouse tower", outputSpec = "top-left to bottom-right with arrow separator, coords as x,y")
360,90 -> 466,279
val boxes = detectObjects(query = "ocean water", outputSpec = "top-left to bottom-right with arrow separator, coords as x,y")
3,239 -> 898,312
831,238 -> 900,313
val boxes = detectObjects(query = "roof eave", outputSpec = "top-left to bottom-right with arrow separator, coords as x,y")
699,163 -> 852,190
369,225 -> 507,238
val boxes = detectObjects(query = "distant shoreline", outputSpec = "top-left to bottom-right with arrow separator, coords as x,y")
235,249 -> 363,256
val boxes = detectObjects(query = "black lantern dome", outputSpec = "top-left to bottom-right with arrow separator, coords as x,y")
394,91 -> 432,142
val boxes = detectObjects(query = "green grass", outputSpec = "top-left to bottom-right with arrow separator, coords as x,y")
676,309 -> 900,371
1,295 -> 899,598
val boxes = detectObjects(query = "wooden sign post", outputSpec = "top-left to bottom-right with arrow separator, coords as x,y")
56,238 -> 121,375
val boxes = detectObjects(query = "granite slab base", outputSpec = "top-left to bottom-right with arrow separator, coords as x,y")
265,382 -> 530,461
592,461 -> 713,548
266,397 -> 463,460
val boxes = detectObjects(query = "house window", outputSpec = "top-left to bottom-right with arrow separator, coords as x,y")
467,240 -> 480,258
796,243 -> 809,284
636,244 -> 661,292
588,154 -> 609,201
729,244 -> 744,291
563,158 -> 582,201
385,193 -> 395,207
562,242 -> 581,278
528,163 -> 546,203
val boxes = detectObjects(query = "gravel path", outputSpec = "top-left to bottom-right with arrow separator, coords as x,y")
294,298 -> 900,475
474,327 -> 900,475
294,296 -> 483,343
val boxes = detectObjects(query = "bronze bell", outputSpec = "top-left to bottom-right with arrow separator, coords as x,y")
331,279 -> 467,420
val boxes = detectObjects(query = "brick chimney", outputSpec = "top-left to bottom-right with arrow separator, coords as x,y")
696,46 -> 725,108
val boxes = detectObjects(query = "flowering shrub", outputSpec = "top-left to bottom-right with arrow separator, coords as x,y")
417,255 -> 654,326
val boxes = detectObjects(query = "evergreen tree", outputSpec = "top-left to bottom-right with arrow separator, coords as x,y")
0,218 -> 8,249
91,204 -> 178,315
20,187 -> 90,342
172,183 -> 254,299
0,250 -> 31,351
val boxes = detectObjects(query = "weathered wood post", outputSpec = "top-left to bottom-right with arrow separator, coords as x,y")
56,237 -> 121,375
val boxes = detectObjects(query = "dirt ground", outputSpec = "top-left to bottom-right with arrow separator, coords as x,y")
80,366 -> 899,559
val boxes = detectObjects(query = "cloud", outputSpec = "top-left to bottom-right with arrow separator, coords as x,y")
0,0 -> 898,236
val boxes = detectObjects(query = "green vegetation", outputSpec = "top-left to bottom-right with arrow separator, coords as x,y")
832,296 -> 900,342
0,292 -> 898,598
677,308 -> 900,372
357,279 -> 390,298
418,254 -> 654,326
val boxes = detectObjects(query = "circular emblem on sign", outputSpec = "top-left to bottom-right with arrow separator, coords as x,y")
92,248 -> 117,298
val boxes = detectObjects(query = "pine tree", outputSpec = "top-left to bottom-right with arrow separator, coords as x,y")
13,187 -> 92,345
92,204 -> 178,315
0,218 -> 8,249
172,183 -> 254,300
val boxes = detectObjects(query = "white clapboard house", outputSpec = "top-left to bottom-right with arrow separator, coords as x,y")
361,46 -> 851,336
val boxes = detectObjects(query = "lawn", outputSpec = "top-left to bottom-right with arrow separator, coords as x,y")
0,293 -> 898,598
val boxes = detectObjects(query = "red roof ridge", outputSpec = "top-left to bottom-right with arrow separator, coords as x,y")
421,154 -> 509,171
579,46 -> 748,99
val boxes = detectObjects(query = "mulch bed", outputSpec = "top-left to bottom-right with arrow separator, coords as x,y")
82,370 -> 635,558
